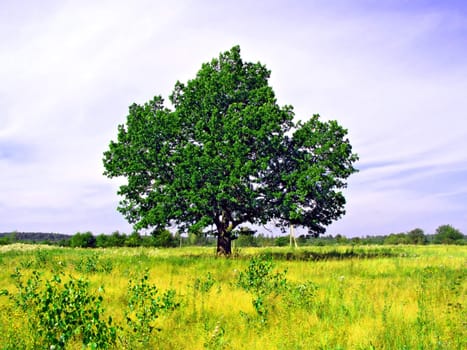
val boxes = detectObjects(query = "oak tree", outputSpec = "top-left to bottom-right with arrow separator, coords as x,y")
103,46 -> 358,254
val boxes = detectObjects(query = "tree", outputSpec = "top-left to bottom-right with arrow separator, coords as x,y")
103,46 -> 358,254
150,229 -> 177,247
433,225 -> 464,244
95,233 -> 109,248
107,231 -> 127,247
407,228 -> 426,245
125,232 -> 142,247
70,231 -> 96,248
384,233 -> 409,245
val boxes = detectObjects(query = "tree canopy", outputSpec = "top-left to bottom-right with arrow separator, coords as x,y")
103,46 -> 358,254
433,224 -> 464,244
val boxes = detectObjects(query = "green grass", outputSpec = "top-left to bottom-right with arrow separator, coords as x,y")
0,244 -> 465,349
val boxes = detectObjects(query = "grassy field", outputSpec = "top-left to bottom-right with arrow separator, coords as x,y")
0,244 -> 465,349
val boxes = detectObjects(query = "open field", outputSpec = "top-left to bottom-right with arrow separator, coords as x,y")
0,244 -> 465,349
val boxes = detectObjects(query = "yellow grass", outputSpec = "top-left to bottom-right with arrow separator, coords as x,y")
0,244 -> 465,349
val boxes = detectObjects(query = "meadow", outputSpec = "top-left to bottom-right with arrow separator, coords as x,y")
0,244 -> 465,349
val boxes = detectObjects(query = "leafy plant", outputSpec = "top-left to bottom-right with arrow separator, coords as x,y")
125,269 -> 179,346
75,253 -> 113,274
7,269 -> 117,349
284,280 -> 318,309
76,253 -> 99,273
194,272 -> 215,294
237,254 -> 288,323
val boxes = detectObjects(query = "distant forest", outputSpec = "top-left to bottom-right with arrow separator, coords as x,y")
0,225 -> 465,248
0,232 -> 70,243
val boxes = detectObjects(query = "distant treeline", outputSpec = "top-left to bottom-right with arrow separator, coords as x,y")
1,225 -> 465,248
0,232 -> 70,244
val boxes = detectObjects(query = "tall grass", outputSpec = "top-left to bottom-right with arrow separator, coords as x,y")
0,244 -> 465,349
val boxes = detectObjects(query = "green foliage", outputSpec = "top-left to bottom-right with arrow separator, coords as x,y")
335,234 -> 349,244
407,228 -> 427,244
204,321 -> 228,350
75,253 -> 113,274
125,232 -> 142,247
274,236 -> 289,247
103,45 -> 358,254
70,231 -> 96,248
108,231 -> 127,247
0,246 -> 465,349
433,224 -> 464,244
125,269 -> 179,346
0,234 -> 13,245
384,233 -> 410,245
284,280 -> 318,309
237,254 -> 288,322
149,229 -> 177,247
7,269 -> 116,349
187,232 -> 214,246
383,229 -> 427,245
236,233 -> 259,247
95,233 -> 110,248
194,272 -> 215,294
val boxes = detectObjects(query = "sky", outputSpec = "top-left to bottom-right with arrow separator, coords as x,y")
1,0 -> 466,237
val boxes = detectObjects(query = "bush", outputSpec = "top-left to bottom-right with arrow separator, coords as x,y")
125,269 -> 179,346
7,269 -> 116,348
237,254 -> 288,323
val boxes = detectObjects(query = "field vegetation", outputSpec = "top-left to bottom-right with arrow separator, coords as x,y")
0,244 -> 465,349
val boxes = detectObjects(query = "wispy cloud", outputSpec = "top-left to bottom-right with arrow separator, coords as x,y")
1,0 -> 466,235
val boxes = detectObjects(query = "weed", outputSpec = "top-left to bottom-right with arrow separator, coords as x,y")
0,245 -> 465,349
6,269 -> 117,349
125,269 -> 179,346
204,321 -> 228,350
237,254 -> 287,323
76,253 -> 100,273
75,253 -> 113,274
34,249 -> 49,268
194,271 -> 215,293
100,258 -> 114,273
284,280 -> 318,309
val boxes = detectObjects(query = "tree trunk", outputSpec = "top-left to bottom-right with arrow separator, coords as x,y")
217,234 -> 232,255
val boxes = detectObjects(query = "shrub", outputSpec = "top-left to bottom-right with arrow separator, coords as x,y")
237,254 -> 288,323
7,269 -> 116,349
125,269 -> 179,346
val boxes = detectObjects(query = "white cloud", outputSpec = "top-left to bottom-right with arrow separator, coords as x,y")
1,0 -> 466,235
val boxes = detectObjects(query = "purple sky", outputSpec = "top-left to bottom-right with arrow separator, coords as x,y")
1,0 -> 466,236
